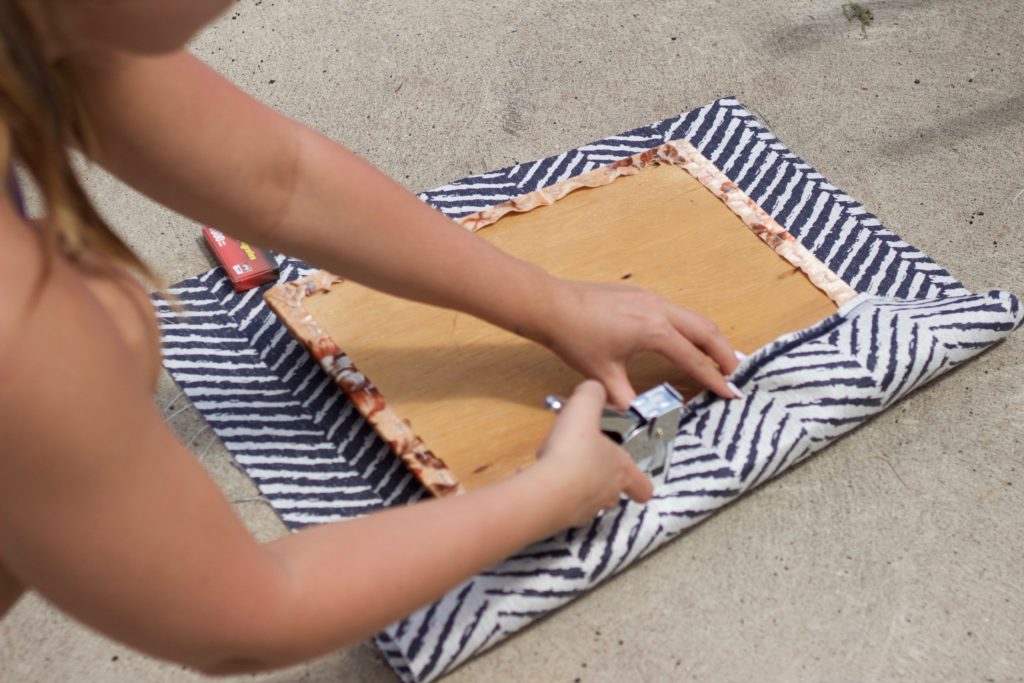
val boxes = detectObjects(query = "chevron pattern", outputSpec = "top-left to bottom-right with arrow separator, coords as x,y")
157,98 -> 1022,682
372,291 -> 1021,681
419,97 -> 970,302
157,261 -> 427,528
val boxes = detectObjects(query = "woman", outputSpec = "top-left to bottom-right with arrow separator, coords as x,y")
0,0 -> 739,674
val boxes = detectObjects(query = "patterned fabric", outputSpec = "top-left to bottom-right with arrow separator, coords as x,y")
157,98 -> 1022,682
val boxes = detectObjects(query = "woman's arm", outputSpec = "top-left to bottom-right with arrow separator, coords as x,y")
0,223 -> 649,673
67,50 -> 739,405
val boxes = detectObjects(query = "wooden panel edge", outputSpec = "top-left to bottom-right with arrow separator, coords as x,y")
457,140 -> 858,307
263,272 -> 466,497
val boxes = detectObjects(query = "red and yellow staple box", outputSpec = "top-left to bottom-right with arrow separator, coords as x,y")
202,226 -> 279,292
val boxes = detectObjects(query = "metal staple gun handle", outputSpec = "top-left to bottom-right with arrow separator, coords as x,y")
544,383 -> 684,482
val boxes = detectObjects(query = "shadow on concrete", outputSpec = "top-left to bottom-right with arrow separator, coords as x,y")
881,93 -> 1024,158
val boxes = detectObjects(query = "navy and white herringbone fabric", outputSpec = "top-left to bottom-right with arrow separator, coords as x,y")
158,98 -> 1022,682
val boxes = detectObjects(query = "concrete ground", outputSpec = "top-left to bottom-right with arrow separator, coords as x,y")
2,0 -> 1022,681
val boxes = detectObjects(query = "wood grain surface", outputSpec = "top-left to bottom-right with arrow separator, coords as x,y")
303,163 -> 838,490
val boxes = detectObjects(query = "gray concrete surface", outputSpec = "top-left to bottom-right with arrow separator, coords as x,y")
2,0 -> 1022,681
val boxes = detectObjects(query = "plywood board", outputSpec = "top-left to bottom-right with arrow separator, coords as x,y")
267,143 -> 849,496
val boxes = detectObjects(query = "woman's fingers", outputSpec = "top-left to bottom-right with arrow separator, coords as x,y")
544,280 -> 743,408
649,331 -> 738,399
555,379 -> 608,432
541,380 -> 655,524
667,305 -> 739,376
559,382 -> 653,505
598,365 -> 637,411
619,454 -> 654,503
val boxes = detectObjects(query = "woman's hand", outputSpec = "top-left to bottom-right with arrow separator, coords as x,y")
534,381 -> 654,528
538,279 -> 741,408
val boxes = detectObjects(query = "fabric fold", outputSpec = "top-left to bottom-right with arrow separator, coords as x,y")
374,290 -> 1022,681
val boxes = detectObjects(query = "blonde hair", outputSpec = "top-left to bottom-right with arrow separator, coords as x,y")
0,0 -> 156,282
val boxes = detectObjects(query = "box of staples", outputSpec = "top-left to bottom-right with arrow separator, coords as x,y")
202,226 -> 279,291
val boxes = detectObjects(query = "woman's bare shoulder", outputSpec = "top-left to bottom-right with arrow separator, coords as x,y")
0,201 -> 48,362
0,196 -> 165,512
0,200 -> 275,669
0,201 -> 160,387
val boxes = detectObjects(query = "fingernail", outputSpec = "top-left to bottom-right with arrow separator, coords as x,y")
735,350 -> 749,361
727,381 -> 745,399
